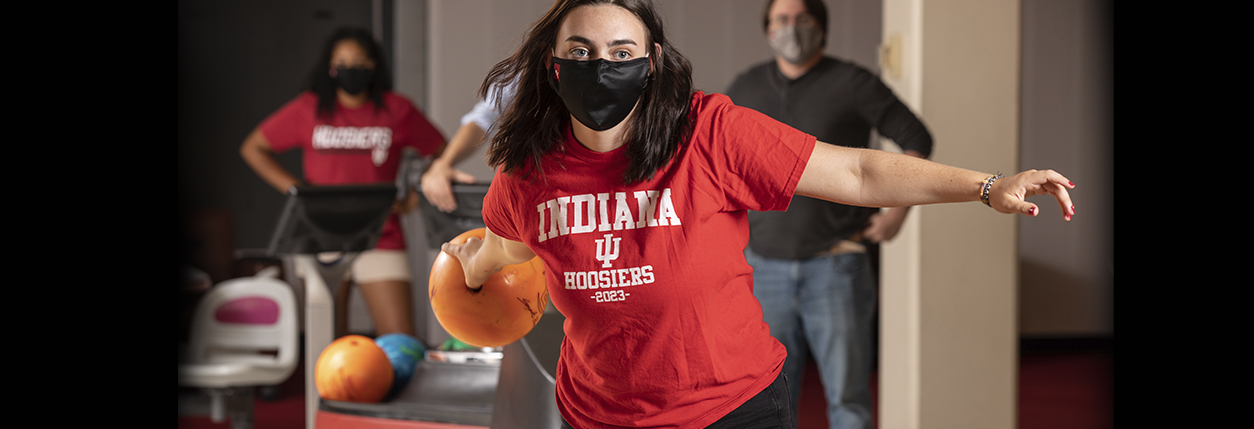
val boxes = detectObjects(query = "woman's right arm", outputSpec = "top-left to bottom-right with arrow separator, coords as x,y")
441,228 -> 536,290
420,121 -> 485,212
422,81 -> 516,212
239,128 -> 302,194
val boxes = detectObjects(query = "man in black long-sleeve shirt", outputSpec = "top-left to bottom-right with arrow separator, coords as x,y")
726,0 -> 933,427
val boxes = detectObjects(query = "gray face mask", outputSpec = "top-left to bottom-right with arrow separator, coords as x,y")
768,24 -> 824,64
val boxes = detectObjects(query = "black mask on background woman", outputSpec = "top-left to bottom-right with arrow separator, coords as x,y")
333,66 -> 374,95
548,56 -> 650,131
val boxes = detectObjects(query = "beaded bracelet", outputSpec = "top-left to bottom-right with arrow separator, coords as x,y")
980,174 -> 1003,207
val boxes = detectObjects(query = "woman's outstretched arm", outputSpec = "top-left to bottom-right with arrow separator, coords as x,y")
795,141 -> 1075,219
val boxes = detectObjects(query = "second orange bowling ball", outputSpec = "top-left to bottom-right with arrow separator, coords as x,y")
314,335 -> 394,403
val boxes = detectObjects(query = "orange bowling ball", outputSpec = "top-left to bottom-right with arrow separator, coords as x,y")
429,228 -> 549,348
314,335 -> 394,403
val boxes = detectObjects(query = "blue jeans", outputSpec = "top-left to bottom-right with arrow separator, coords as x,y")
745,248 -> 876,429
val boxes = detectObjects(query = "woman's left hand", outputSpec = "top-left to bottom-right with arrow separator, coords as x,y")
988,170 -> 1076,220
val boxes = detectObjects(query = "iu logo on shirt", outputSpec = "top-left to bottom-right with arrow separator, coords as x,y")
311,125 -> 393,166
595,233 -> 621,268
561,232 -> 655,304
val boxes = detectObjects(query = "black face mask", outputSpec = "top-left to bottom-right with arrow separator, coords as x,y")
333,67 -> 374,95
547,56 -> 650,131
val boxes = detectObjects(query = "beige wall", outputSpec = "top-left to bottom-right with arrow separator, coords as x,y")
920,0 -> 1021,425
880,0 -> 1021,426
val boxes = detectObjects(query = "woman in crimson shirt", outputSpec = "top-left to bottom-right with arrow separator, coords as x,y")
241,27 -> 445,337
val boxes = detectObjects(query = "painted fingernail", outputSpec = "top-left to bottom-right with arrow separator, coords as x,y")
1028,207 -> 1036,216
1071,205 -> 1076,215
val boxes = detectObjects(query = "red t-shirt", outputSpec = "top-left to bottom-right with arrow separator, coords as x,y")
260,91 -> 444,249
483,92 -> 816,428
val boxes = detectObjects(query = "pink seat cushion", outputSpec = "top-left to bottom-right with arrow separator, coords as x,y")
215,297 -> 280,324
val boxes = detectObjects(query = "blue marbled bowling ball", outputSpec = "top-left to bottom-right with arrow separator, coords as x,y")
374,333 -> 425,399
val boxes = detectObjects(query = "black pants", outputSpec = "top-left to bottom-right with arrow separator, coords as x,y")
560,372 -> 795,428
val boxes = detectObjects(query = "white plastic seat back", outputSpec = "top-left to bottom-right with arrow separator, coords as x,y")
180,267 -> 298,388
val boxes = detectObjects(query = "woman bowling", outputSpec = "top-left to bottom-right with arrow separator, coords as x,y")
240,27 -> 445,337
441,0 -> 1076,427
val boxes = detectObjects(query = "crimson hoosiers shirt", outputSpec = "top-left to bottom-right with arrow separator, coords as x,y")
260,91 -> 444,250
483,92 -> 816,428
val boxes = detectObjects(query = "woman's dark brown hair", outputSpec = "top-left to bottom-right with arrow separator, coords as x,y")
480,0 -> 694,184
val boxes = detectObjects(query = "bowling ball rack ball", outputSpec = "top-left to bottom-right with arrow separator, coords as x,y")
374,333 -> 425,398
314,335 -> 394,403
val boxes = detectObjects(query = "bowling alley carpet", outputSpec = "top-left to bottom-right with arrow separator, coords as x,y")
177,338 -> 1112,429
